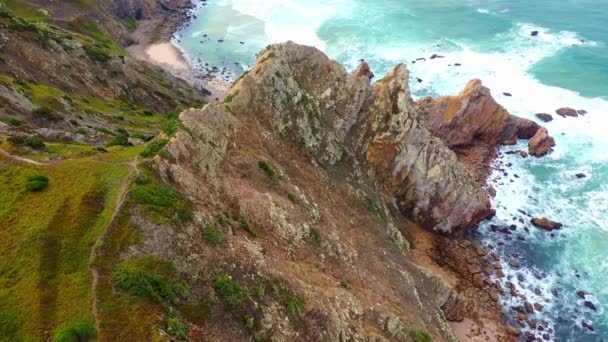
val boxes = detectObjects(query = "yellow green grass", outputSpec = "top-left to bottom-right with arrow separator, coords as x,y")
0,155 -> 132,340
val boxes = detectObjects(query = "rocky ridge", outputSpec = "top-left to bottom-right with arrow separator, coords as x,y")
148,42 -> 556,341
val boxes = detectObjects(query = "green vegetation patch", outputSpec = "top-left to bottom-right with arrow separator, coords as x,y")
284,293 -> 305,314
112,257 -> 190,305
166,315 -> 188,340
25,174 -> 49,191
258,160 -> 278,180
411,330 -> 433,342
213,274 -> 248,308
52,319 -> 96,342
140,138 -> 168,158
131,177 -> 192,224
0,159 -> 131,340
202,225 -> 224,245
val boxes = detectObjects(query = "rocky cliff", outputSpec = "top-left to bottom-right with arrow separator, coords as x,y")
162,43 -> 494,235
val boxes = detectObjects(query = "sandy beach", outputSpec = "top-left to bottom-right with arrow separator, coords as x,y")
126,18 -> 229,102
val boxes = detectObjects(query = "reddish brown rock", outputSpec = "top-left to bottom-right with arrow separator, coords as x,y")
352,61 -> 374,81
501,115 -> 541,142
528,127 -> 555,157
531,218 -> 563,231
535,113 -> 554,122
556,107 -> 578,118
417,79 -> 511,148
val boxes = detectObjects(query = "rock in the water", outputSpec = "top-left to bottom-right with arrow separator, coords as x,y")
576,173 -> 587,179
584,301 -> 597,311
520,151 -> 528,158
352,61 -> 375,81
535,113 -> 554,122
556,107 -> 578,118
503,92 -> 512,97
531,218 -> 563,231
577,109 -> 587,115
577,290 -> 587,299
528,127 -> 555,157
531,31 -> 539,37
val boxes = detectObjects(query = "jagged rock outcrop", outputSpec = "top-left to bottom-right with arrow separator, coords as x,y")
209,43 -> 493,234
416,79 -> 511,148
528,127 -> 556,157
152,42 -> 505,341
352,61 -> 374,81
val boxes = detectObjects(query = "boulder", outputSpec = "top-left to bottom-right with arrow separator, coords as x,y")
531,218 -> 563,231
502,116 -> 541,141
528,127 -> 555,157
352,61 -> 374,81
575,173 -> 586,179
535,113 -> 553,122
556,107 -> 578,118
584,301 -> 597,311
531,31 -> 539,37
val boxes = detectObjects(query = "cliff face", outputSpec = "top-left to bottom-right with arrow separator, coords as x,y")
151,42 -> 482,341
176,43 -> 493,235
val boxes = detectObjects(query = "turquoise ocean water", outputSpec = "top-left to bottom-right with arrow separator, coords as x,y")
176,1 -> 608,340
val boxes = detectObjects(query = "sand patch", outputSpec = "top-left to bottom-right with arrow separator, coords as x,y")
146,43 -> 188,70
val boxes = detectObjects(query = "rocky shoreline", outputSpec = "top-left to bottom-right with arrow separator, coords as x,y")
129,4 -> 559,341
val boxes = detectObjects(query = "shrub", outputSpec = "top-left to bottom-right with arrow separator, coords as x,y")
213,274 -> 248,308
258,161 -> 277,180
253,284 -> 265,300
287,193 -> 300,204
112,266 -> 189,304
202,225 -> 224,245
134,174 -> 150,185
162,118 -> 180,137
339,281 -> 350,289
140,138 -> 168,158
7,136 -> 25,145
31,106 -> 58,120
239,215 -> 256,237
26,175 -> 49,191
52,319 -> 96,342
7,117 -> 21,126
166,316 -> 188,340
25,136 -> 45,149
244,314 -> 254,329
83,45 -> 111,62
131,182 -> 192,223
284,294 -> 304,314
107,134 -> 130,147
411,330 -> 432,342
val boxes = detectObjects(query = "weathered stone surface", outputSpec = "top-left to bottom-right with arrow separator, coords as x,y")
556,107 -> 578,118
535,113 -> 554,122
528,127 -> 555,157
531,218 -> 563,231
352,61 -> 375,81
416,79 -> 511,148
202,42 -> 494,234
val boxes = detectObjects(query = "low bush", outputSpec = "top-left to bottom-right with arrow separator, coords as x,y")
112,266 -> 189,305
107,134 -> 130,147
26,174 -> 49,191
7,117 -> 21,126
52,319 -> 96,342
25,136 -> 45,149
131,182 -> 192,223
284,294 -> 305,314
202,225 -> 224,245
162,118 -> 180,137
213,274 -> 248,308
166,316 -> 188,340
411,330 -> 433,342
31,106 -> 58,120
258,161 -> 277,180
140,138 -> 168,158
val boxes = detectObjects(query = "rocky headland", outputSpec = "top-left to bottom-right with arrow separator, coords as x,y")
0,1 -> 562,341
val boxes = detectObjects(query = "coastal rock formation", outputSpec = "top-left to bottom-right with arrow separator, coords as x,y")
536,113 -> 554,122
416,79 -> 511,148
529,127 -> 556,157
154,42 -> 481,340
556,107 -> 578,118
352,61 -> 375,81
531,218 -> 563,231
415,79 -> 544,184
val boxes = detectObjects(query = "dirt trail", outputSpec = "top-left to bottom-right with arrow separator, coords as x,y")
0,148 -> 47,165
87,157 -> 140,336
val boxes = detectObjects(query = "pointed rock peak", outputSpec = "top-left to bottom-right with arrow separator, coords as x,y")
353,61 -> 375,81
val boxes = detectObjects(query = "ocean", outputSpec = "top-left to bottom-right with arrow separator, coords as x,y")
175,0 -> 608,340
